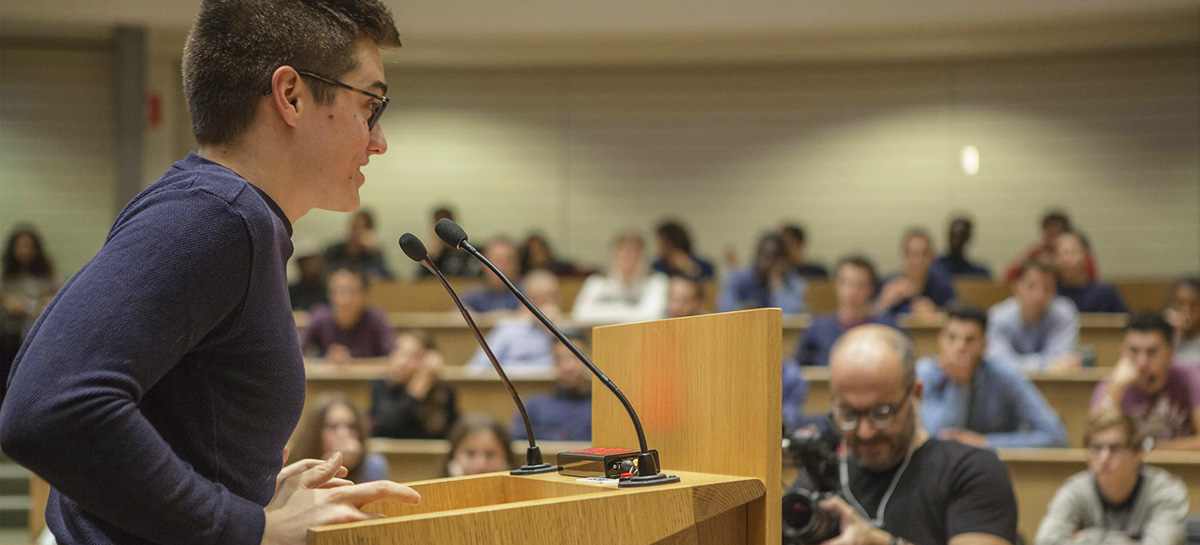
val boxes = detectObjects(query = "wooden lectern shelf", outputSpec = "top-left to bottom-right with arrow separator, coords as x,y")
309,470 -> 765,545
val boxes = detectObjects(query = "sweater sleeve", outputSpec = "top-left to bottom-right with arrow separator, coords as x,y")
0,190 -> 264,545
1034,475 -> 1089,545
1139,472 -> 1190,545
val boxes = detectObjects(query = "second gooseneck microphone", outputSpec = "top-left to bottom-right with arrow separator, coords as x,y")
434,218 -> 679,487
398,233 -> 557,475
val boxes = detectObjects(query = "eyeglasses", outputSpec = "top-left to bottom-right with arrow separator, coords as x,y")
297,70 -> 389,131
829,388 -> 912,432
1087,443 -> 1131,455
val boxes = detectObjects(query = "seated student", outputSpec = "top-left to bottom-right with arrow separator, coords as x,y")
1004,209 -> 1097,283
717,234 -> 805,314
511,335 -> 592,442
288,244 -> 328,311
1165,277 -> 1200,366
571,230 -> 669,323
919,305 -> 1068,448
780,223 -> 828,279
417,206 -> 480,278
781,360 -> 810,436
795,255 -> 899,366
666,275 -> 706,318
466,271 -> 559,372
1035,408 -> 1190,545
462,237 -> 522,315
324,209 -> 392,279
1091,313 -> 1200,450
818,325 -> 1018,545
300,267 -> 395,363
932,216 -> 991,278
1054,231 -> 1127,313
651,220 -> 716,281
371,329 -> 458,439
876,228 -> 957,316
520,233 -> 587,277
987,259 -> 1082,371
441,414 -> 516,477
289,394 -> 389,483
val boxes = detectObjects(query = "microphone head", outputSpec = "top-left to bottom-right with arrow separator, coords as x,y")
398,233 -> 429,262
435,218 -> 469,249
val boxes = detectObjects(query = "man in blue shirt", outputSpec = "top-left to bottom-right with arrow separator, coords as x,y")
795,255 -> 900,366
463,237 -> 522,315
932,217 -> 991,278
718,234 -> 806,314
876,228 -> 957,316
919,305 -> 1068,449
0,3 -> 419,544
987,259 -> 1082,372
1053,231 -> 1127,313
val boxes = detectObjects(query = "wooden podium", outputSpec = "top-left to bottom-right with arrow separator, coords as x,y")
309,309 -> 783,544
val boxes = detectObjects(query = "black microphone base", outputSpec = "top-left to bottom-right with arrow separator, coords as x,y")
511,463 -> 561,475
618,472 -> 681,488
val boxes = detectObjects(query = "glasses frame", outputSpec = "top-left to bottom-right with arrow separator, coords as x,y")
296,70 -> 389,131
828,386 -> 913,432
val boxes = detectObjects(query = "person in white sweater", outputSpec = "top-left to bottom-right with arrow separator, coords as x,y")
571,230 -> 668,324
1035,408 -> 1190,545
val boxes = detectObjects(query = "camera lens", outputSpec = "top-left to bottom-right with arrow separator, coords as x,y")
782,492 -> 840,545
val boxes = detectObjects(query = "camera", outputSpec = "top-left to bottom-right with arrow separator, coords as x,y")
782,425 -> 841,545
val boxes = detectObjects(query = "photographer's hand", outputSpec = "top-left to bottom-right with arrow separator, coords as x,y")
818,497 -> 892,545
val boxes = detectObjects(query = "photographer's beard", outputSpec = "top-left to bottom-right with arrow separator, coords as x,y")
847,404 -> 923,472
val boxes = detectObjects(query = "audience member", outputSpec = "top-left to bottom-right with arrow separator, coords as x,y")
876,228 -> 956,317
1004,210 -> 1096,283
370,330 -> 458,439
1165,277 -> 1200,366
987,259 -> 1081,371
932,216 -> 991,278
441,414 -> 516,477
780,223 -> 829,279
462,237 -> 522,315
781,361 -> 810,436
572,230 -> 669,323
323,209 -> 392,279
795,255 -> 899,366
1054,231 -> 1127,313
651,220 -> 716,281
918,305 -> 1068,448
288,243 -> 328,311
466,270 -> 559,371
300,268 -> 395,363
666,275 -> 706,318
717,234 -> 806,314
1035,409 -> 1189,545
289,394 -> 389,483
417,206 -> 481,278
1091,313 -> 1200,450
511,335 -> 592,441
818,325 -> 1018,545
0,224 -> 58,328
520,233 -> 586,277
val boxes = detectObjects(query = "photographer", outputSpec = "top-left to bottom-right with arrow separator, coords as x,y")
818,325 -> 1018,545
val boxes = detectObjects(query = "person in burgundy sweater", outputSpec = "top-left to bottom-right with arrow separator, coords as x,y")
0,2 -> 419,544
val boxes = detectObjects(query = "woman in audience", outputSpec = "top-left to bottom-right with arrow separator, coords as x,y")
1053,231 -> 1127,313
795,255 -> 898,366
441,414 -> 516,477
520,233 -> 586,277
1166,277 -> 1200,366
651,220 -> 715,281
289,394 -> 389,483
571,230 -> 669,323
300,267 -> 395,363
717,233 -> 805,314
1035,408 -> 1188,545
371,329 -> 458,439
1,224 -> 58,329
324,209 -> 392,279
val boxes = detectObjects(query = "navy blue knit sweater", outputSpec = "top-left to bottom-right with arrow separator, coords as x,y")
0,153 -> 306,545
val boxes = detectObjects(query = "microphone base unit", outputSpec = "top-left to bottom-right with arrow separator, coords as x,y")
557,447 -> 678,486
618,472 -> 681,488
510,463 -> 561,475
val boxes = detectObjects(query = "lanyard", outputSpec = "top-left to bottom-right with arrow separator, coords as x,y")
838,446 -> 915,528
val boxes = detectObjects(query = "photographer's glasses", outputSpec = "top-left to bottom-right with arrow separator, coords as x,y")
829,388 -> 912,432
297,70 -> 389,131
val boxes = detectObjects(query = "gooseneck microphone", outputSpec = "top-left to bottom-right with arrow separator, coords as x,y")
398,233 -> 558,475
434,219 -> 679,487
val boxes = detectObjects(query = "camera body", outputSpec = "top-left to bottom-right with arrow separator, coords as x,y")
782,426 -> 842,545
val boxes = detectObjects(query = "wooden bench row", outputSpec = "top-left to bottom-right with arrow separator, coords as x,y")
363,277 -> 1176,315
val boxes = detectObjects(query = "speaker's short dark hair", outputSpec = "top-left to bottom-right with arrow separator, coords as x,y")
945,303 -> 988,331
183,0 -> 402,144
1124,312 -> 1174,344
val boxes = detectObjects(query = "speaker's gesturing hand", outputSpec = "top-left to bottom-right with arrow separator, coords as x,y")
261,451 -> 421,545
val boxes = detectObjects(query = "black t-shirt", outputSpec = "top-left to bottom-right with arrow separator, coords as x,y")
842,439 -> 1018,545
